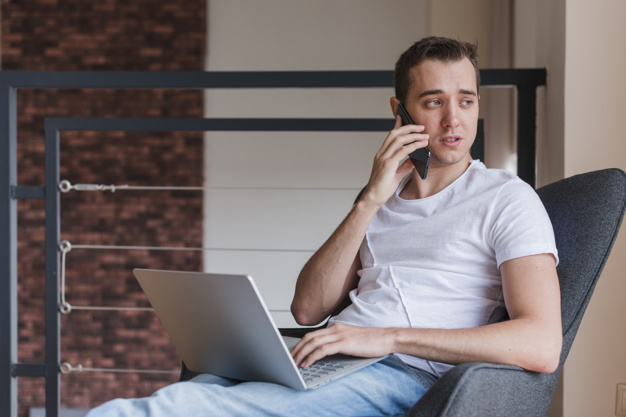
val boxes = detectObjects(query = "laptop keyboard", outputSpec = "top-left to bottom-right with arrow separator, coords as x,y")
299,360 -> 347,383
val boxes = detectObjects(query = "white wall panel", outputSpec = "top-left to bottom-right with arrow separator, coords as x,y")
204,131 -> 382,189
204,89 -> 394,119
205,0 -> 430,326
204,188 -> 358,250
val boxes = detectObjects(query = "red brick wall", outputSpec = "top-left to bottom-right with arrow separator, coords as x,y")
2,0 -> 206,414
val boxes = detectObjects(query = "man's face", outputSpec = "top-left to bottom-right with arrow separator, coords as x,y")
402,58 -> 479,171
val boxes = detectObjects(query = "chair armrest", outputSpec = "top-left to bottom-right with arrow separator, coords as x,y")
279,326 -> 324,338
408,362 -> 558,417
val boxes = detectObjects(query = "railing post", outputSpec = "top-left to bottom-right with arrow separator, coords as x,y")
517,84 -> 539,187
44,120 -> 61,417
0,84 -> 18,417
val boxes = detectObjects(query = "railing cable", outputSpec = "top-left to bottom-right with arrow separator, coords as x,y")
59,179 -> 360,193
60,361 -> 178,376
58,240 -> 300,314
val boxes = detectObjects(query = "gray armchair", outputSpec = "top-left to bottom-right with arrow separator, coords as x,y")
180,168 -> 626,417
408,168 -> 626,416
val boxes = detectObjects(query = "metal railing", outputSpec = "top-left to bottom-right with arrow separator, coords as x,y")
0,68 -> 546,417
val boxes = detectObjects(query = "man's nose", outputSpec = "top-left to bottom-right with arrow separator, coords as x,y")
441,104 -> 460,128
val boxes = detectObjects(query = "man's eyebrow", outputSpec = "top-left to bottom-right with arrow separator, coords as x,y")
418,88 -> 478,99
418,89 -> 443,99
459,89 -> 478,96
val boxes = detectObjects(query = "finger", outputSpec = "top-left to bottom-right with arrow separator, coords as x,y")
295,324 -> 351,367
379,128 -> 427,161
376,116 -> 417,158
299,338 -> 346,368
290,334 -> 312,363
290,330 -> 335,366
297,323 -> 355,367
294,334 -> 339,367
398,133 -> 429,150
396,122 -> 426,137
400,134 -> 429,152
379,134 -> 428,167
295,331 -> 347,367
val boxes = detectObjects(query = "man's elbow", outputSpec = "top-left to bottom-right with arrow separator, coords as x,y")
291,308 -> 313,327
525,354 -> 560,374
290,302 -> 322,327
521,336 -> 562,374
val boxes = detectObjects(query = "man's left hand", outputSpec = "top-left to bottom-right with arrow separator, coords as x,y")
290,323 -> 394,368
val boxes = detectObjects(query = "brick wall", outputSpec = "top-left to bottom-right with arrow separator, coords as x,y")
2,0 -> 206,414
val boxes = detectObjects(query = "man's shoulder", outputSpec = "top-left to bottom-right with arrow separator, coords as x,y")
469,161 -> 517,180
465,161 -> 526,192
467,164 -> 546,217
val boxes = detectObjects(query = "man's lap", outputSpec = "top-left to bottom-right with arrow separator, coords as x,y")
86,355 -> 437,417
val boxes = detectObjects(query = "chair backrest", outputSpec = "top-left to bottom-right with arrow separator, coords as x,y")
536,169 -> 626,368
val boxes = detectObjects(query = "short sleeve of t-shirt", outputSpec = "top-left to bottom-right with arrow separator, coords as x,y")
488,178 -> 559,268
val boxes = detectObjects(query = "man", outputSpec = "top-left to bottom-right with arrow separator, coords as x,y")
290,36 -> 561,376
88,36 -> 561,417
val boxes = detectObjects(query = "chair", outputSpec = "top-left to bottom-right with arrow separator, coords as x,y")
180,168 -> 626,417
407,168 -> 626,416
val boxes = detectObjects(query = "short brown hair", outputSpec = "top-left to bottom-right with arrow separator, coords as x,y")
394,36 -> 480,104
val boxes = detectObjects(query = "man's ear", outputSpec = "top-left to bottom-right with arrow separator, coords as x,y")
390,97 -> 401,117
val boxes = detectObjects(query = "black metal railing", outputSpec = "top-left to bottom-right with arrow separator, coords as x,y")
0,68 -> 546,417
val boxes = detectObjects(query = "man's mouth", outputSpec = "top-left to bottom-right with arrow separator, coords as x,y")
442,137 -> 460,142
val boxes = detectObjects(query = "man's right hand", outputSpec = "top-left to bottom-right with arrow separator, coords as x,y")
360,115 -> 428,208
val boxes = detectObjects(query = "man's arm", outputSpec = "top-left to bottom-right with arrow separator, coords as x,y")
290,211 -> 367,326
291,116 -> 427,326
292,253 -> 562,374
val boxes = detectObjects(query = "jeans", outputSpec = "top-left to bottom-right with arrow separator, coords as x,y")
86,355 -> 438,417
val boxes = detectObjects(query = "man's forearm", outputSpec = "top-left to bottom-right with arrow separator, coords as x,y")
293,319 -> 561,374
291,199 -> 379,326
390,317 -> 562,373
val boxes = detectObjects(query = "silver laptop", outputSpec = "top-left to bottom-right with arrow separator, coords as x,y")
133,269 -> 385,390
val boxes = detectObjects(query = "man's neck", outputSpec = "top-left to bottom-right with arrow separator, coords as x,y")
400,157 -> 473,200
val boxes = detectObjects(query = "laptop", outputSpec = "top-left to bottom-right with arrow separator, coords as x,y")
133,269 -> 386,390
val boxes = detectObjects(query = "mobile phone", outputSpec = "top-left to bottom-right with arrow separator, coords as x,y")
397,103 -> 430,180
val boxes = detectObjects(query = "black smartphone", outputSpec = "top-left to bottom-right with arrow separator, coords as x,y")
396,103 -> 430,180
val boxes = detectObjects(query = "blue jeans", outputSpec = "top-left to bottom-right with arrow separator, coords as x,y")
86,355 -> 438,417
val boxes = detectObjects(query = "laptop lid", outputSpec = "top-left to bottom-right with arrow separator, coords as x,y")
133,269 -> 307,390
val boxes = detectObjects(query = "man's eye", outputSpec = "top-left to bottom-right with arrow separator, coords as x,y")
426,100 -> 441,107
461,99 -> 473,107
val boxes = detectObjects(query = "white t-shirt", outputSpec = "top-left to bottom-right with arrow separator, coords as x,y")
330,160 -> 558,377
